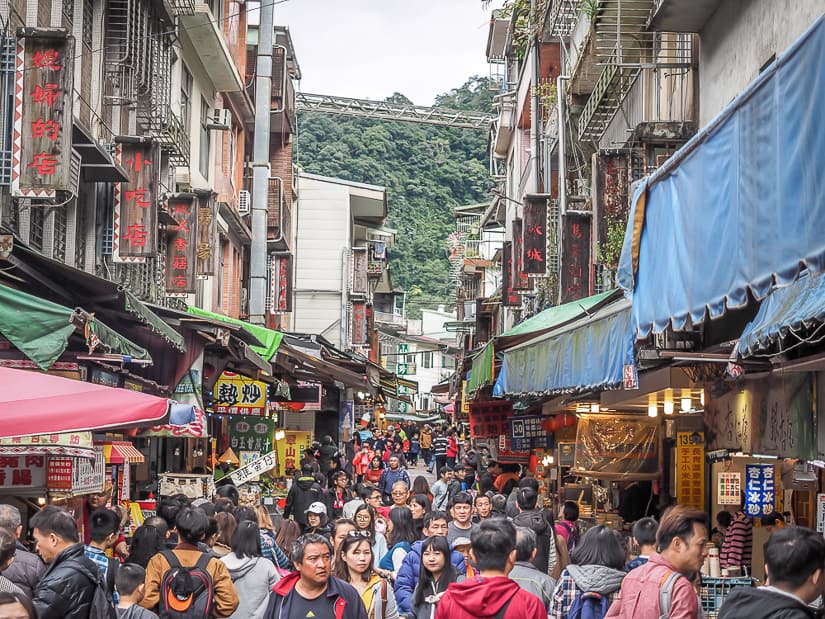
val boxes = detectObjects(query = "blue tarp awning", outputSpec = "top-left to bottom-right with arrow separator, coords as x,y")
494,298 -> 633,396
736,271 -> 825,357
618,13 -> 825,337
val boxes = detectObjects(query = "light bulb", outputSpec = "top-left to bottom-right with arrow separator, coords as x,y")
680,388 -> 692,412
648,403 -> 658,417
663,400 -> 674,415
590,403 -> 599,413
700,390 -> 705,406
275,430 -> 285,440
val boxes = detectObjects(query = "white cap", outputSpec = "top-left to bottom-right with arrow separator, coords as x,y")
452,537 -> 472,548
305,501 -> 327,515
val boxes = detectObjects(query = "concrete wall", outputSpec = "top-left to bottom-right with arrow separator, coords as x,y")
700,0 -> 825,127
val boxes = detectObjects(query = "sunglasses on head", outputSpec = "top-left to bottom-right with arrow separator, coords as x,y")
347,530 -> 372,539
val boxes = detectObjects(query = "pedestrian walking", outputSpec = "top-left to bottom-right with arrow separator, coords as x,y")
0,505 -> 46,598
334,533 -> 400,619
624,517 -> 658,572
283,463 -> 326,529
720,505 -> 752,575
432,431 -> 448,478
113,564 -> 158,619
420,426 -> 433,470
379,456 -> 411,505
404,535 -> 464,619
220,521 -> 280,619
509,527 -> 557,612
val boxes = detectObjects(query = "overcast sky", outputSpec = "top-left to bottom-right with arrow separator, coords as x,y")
265,0 -> 503,106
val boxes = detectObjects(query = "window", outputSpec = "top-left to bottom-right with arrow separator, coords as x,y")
180,65 -> 192,129
82,0 -> 93,48
199,96 -> 211,179
421,351 -> 433,369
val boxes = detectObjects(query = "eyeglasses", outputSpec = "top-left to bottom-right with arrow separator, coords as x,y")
347,530 -> 372,539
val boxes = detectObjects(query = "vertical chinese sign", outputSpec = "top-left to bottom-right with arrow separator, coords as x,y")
501,242 -> 520,307
13,30 -> 74,198
745,463 -> 776,517
351,248 -> 368,295
269,254 -> 293,313
561,213 -> 591,303
113,142 -> 158,261
511,219 -> 530,290
351,300 -> 367,345
165,195 -> 198,294
676,431 -> 705,510
196,195 -> 217,275
275,430 -> 312,477
523,195 -> 547,274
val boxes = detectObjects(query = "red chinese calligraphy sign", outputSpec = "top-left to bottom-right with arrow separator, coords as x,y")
561,212 -> 592,303
269,254 -> 293,313
196,195 -> 217,275
165,195 -> 198,294
113,141 -> 159,261
523,195 -> 548,274
12,30 -> 74,198
351,300 -> 367,345
501,242 -> 521,307
511,219 -> 530,291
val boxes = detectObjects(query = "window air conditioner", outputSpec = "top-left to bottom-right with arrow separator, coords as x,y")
237,190 -> 250,216
208,108 -> 232,130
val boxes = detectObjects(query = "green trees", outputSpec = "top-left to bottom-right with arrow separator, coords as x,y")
296,76 -> 493,317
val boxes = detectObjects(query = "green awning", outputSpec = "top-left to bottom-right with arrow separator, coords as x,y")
500,290 -> 616,338
0,284 -> 151,370
123,289 -> 186,352
467,341 -> 495,394
186,306 -> 283,361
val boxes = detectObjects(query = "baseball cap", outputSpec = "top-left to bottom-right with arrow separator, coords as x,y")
452,537 -> 472,548
305,502 -> 327,515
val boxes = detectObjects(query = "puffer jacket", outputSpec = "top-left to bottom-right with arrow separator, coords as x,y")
549,564 -> 625,619
32,543 -> 103,619
1,542 -> 46,597
283,476 -> 324,526
512,509 -> 555,574
394,539 -> 466,613
221,552 -> 280,619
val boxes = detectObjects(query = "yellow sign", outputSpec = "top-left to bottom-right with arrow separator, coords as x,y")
676,431 -> 705,510
213,371 -> 267,415
275,431 -> 312,477
461,381 -> 469,414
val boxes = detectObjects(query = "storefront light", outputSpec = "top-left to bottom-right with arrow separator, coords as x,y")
590,403 -> 600,413
680,389 -> 692,413
274,430 -> 285,441
663,399 -> 674,415
700,390 -> 705,407
647,393 -> 658,417
37,496 -> 46,506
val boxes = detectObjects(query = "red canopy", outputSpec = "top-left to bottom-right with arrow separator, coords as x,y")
0,367 -> 171,438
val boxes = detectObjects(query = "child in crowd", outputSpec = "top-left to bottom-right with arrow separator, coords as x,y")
115,564 -> 158,619
625,516 -> 658,572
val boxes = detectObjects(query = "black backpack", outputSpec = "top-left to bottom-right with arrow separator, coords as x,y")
158,550 -> 215,619
88,570 -> 117,619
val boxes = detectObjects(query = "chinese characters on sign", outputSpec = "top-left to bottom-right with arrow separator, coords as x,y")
0,455 -> 46,489
229,450 -> 277,487
114,142 -> 159,260
745,464 -> 776,517
501,242 -> 521,307
718,472 -> 742,505
676,432 -> 705,510
523,196 -> 548,274
214,371 -> 268,416
269,254 -> 293,312
165,196 -> 198,294
13,32 -> 74,198
511,219 -> 530,290
561,213 -> 591,303
351,301 -> 367,345
351,248 -> 368,295
230,417 -> 275,453
468,401 -> 514,438
196,196 -> 216,275
275,431 -> 312,477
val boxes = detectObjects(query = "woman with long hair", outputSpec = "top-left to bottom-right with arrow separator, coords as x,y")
0,591 -> 36,619
274,519 -> 301,565
126,524 -> 166,568
411,476 -> 432,502
365,455 -> 384,484
212,512 -> 237,557
329,471 -> 354,519
407,535 -> 462,619
548,524 -> 626,619
331,518 -> 359,558
378,506 -> 417,579
354,503 -> 388,564
255,505 -> 290,569
334,533 -> 400,619
220,521 -> 280,619
408,495 -> 431,540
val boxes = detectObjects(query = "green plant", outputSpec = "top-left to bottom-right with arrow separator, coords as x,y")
597,218 -> 626,269
582,0 -> 599,20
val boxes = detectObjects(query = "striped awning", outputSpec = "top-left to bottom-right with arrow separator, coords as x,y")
100,441 -> 145,464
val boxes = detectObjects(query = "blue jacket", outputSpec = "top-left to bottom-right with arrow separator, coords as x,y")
393,539 -> 466,614
378,467 -> 410,497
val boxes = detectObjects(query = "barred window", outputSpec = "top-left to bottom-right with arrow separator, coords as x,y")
82,0 -> 93,48
53,205 -> 67,262
62,0 -> 74,25
29,207 -> 44,251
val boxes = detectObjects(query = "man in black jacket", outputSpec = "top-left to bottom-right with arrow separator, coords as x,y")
284,463 -> 325,529
31,505 -> 107,619
0,504 -> 46,597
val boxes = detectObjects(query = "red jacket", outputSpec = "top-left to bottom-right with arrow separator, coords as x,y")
447,435 -> 459,458
263,571 -> 368,619
434,575 -> 545,619
605,553 -> 699,619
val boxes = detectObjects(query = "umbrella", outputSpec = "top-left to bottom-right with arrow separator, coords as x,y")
0,367 -> 171,438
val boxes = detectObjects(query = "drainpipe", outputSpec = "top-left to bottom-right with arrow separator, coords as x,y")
249,0 -> 275,325
531,0 -> 541,193
557,74 -> 570,214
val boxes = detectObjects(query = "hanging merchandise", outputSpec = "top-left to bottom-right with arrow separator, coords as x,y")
573,415 -> 659,480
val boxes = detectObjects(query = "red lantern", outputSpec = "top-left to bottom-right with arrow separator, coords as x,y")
541,418 -> 554,433
562,412 -> 576,427
549,417 -> 560,431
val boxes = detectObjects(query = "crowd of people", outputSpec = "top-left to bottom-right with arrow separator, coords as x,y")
0,425 -> 824,619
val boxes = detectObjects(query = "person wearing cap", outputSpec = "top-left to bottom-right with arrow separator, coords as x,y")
304,502 -> 333,538
451,537 -> 475,578
284,463 -> 326,530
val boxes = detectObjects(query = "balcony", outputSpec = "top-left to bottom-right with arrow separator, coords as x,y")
374,311 -> 407,329
140,105 -> 190,168
492,92 -> 516,157
180,1 -> 244,93
647,0 -> 724,32
272,47 -> 296,135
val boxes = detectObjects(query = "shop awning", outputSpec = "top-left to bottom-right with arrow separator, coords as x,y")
122,289 -> 186,352
618,14 -> 825,337
385,412 -> 444,423
494,298 -> 633,396
736,271 -> 825,357
100,441 -> 145,464
0,432 -> 96,459
0,367 -> 171,438
467,342 -> 495,394
0,284 -> 151,370
186,306 -> 283,360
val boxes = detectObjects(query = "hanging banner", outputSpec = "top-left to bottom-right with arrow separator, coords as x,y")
351,248 -> 368,295
229,450 -> 277,486
196,195 -> 217,275
269,254 -> 293,313
229,417 -> 275,454
0,432 -> 94,459
573,414 -> 658,479
816,493 -> 825,533
468,401 -> 514,438
275,430 -> 312,477
501,242 -> 521,307
676,431 -> 705,510
561,213 -> 591,303
165,195 -> 198,294
12,30 -> 74,198
351,301 -> 367,345
745,463 -> 776,517
523,195 -> 548,274
113,141 -> 159,261
511,219 -> 530,290
718,472 -> 742,505
214,371 -> 267,416
339,400 -> 355,443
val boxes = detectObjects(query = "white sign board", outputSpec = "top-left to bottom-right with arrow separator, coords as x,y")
74,447 -> 105,494
718,472 -> 742,505
817,493 -> 825,533
229,450 -> 277,487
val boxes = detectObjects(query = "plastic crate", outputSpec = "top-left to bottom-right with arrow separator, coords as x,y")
700,577 -> 755,618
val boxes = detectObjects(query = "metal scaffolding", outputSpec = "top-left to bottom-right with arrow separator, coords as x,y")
295,93 -> 494,130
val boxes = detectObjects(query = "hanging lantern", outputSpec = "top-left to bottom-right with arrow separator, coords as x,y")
561,412 -> 576,427
549,417 -> 560,431
541,417 -> 555,433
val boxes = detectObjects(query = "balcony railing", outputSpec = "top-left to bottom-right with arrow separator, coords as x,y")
374,311 -> 407,328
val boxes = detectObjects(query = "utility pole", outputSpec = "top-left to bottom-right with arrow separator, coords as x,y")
249,0 -> 274,325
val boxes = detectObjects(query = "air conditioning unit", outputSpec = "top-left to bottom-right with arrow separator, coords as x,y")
208,108 -> 232,130
237,190 -> 251,215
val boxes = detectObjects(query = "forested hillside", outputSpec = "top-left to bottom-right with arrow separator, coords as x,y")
295,77 -> 494,317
